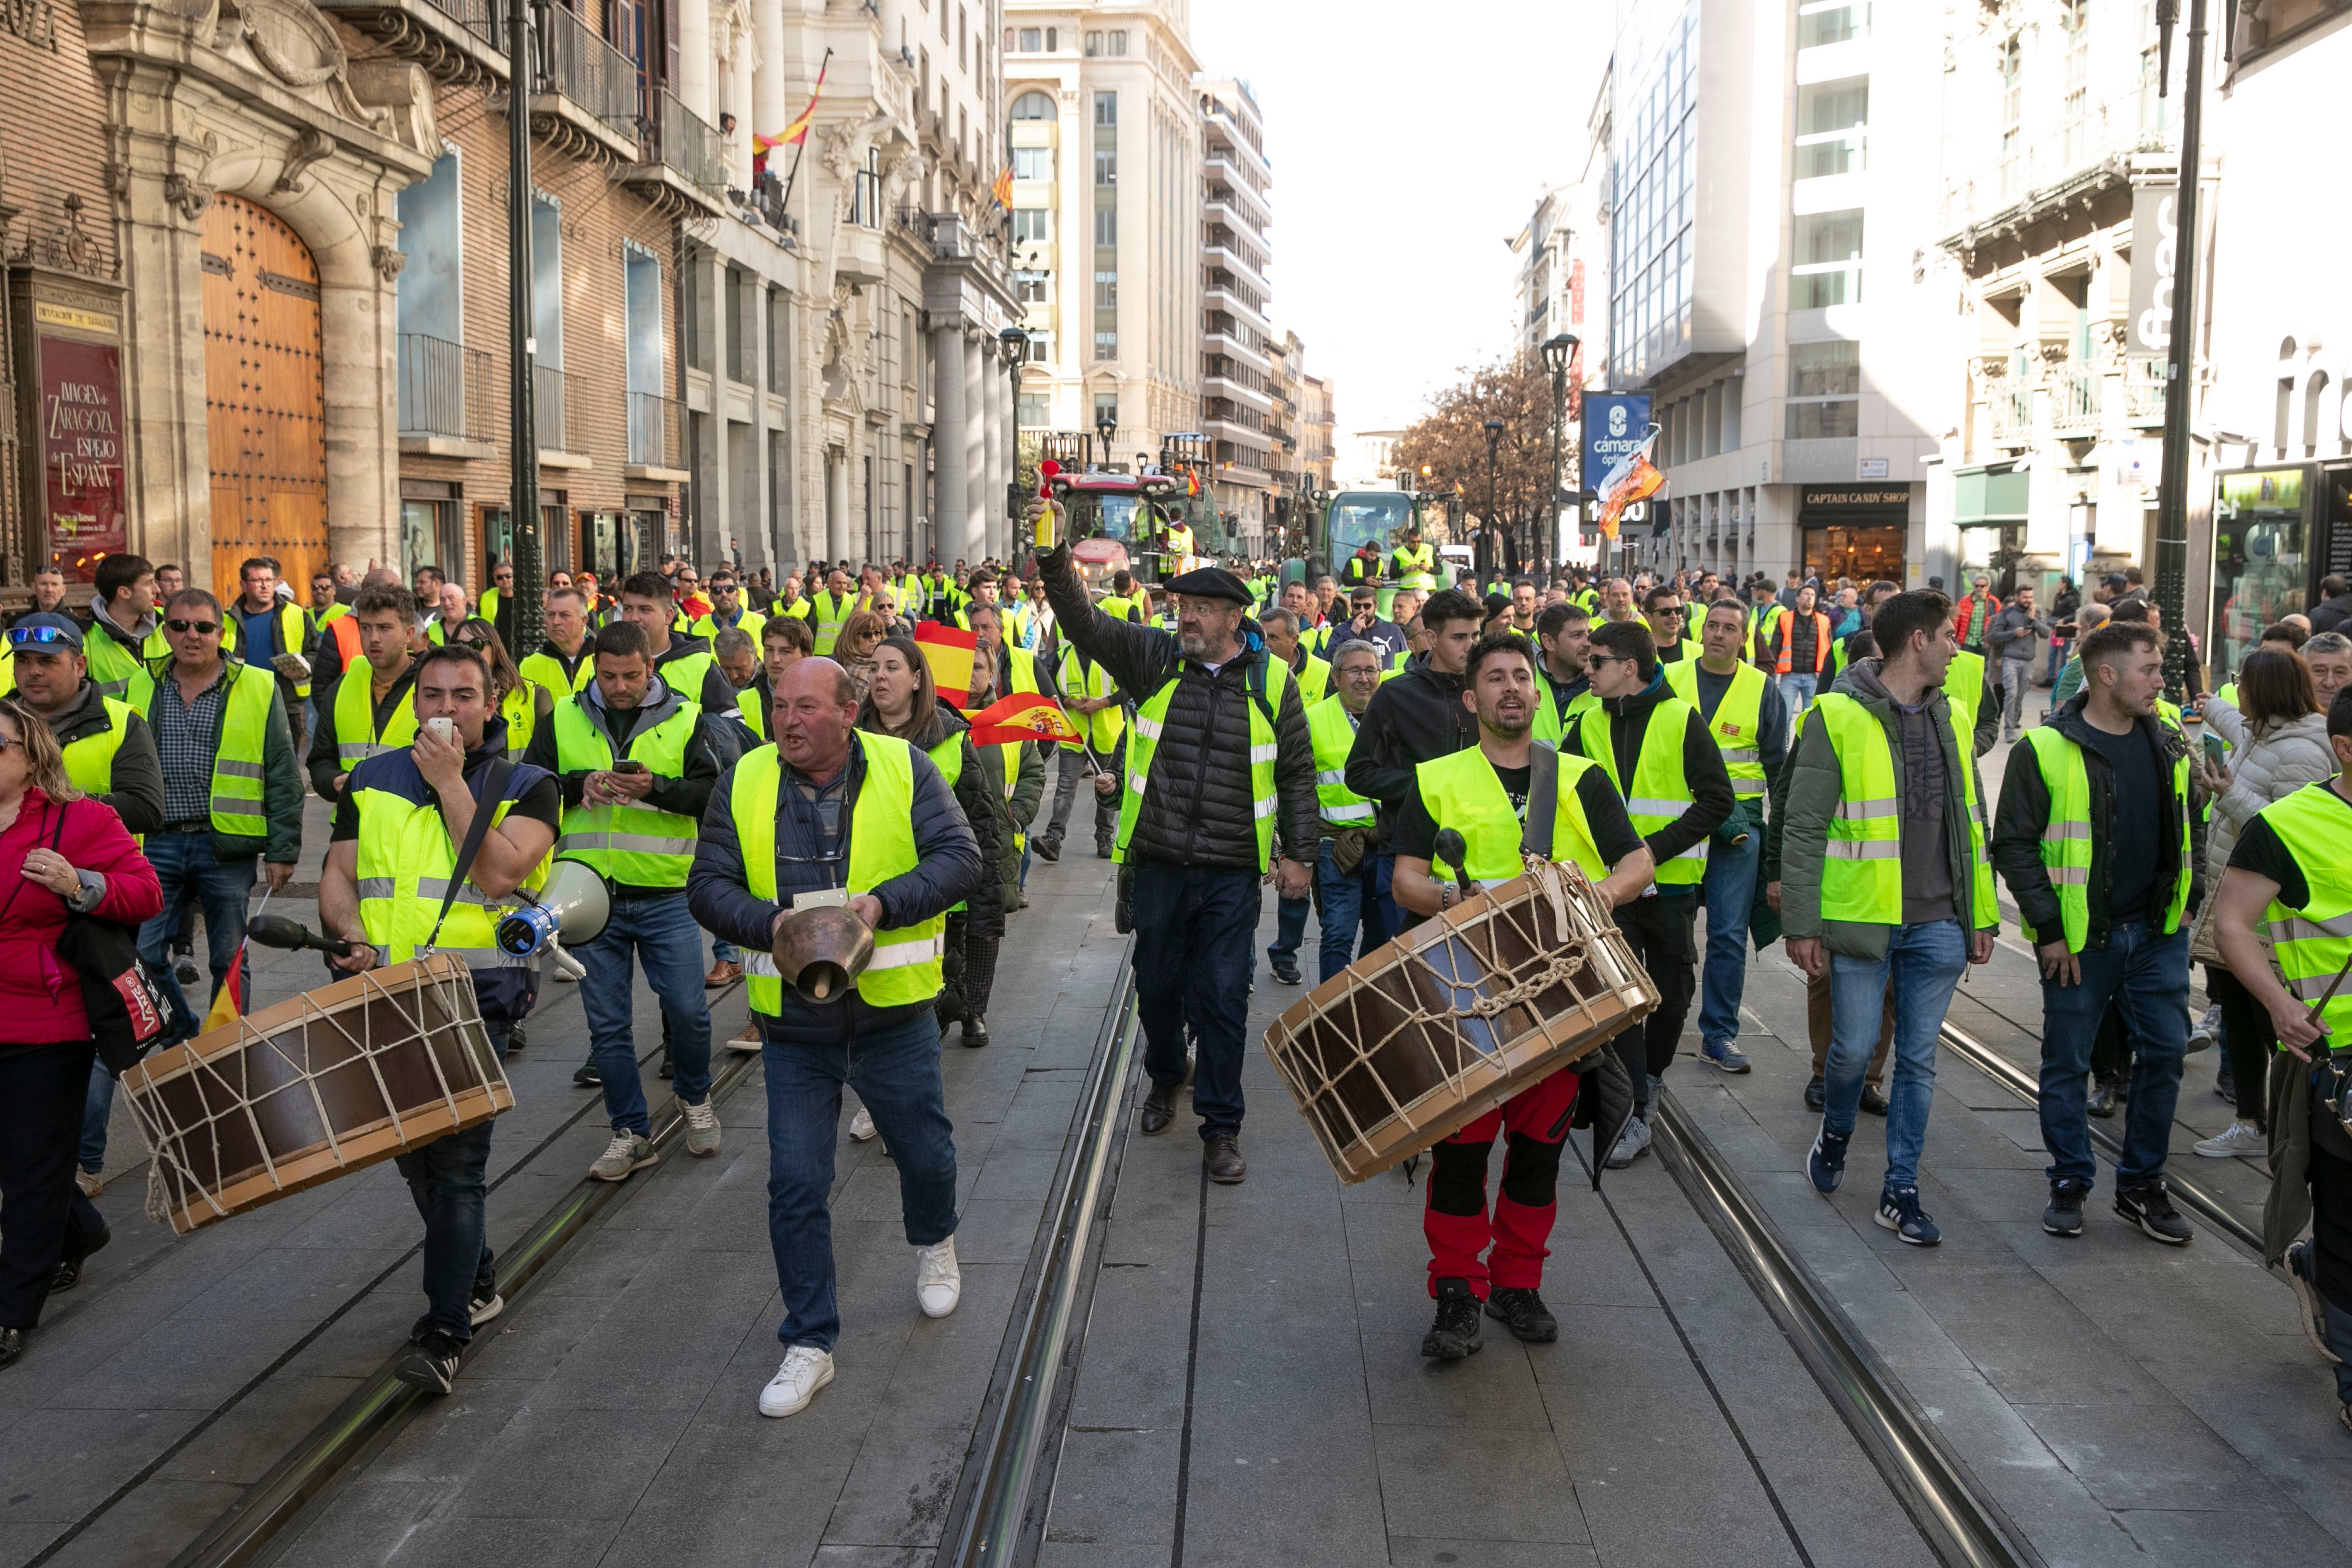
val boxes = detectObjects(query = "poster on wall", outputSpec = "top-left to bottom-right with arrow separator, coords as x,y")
36,331 -> 128,579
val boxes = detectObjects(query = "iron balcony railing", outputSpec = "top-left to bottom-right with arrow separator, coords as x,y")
644,87 -> 724,193
1986,381 -> 2033,445
534,363 -> 579,452
628,390 -> 680,468
1942,96 -> 2170,229
397,334 -> 494,442
538,1 -> 637,130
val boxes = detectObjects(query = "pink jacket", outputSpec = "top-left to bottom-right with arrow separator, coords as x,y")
0,790 -> 164,1045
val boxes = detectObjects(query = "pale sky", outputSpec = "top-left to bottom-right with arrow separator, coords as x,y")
1189,0 -> 1608,436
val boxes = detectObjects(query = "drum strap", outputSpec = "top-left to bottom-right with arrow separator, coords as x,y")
1519,742 -> 1559,862
423,758 -> 516,953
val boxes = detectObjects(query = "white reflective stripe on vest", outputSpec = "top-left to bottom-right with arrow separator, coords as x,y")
2271,910 -> 2352,943
1824,840 -> 1900,859
1624,797 -> 1690,818
1320,803 -> 1374,824
2045,820 -> 2093,841
2048,865 -> 2089,885
213,798 -> 265,817
1719,747 -> 1759,765
1315,768 -> 1349,786
1253,797 -> 1279,818
356,877 -> 398,900
556,830 -> 699,856
1132,715 -> 1165,741
217,759 -> 265,779
742,934 -> 944,977
415,945 -> 528,968
1833,797 -> 1899,820
1668,842 -> 1706,860
1249,744 -> 1279,764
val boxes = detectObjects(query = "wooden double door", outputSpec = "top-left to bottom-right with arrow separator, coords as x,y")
202,195 -> 328,596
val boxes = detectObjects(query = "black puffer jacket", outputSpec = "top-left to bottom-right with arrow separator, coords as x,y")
1344,654 -> 1477,841
1040,543 -> 1319,871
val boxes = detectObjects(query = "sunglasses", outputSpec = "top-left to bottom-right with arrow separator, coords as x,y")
1587,653 -> 1630,670
6,624 -> 79,650
166,618 -> 222,636
1653,605 -> 1685,617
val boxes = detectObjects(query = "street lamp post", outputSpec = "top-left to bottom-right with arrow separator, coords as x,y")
1093,411 -> 1116,472
997,327 -> 1027,563
2151,0 -> 2208,702
1541,334 -> 1578,581
504,0 -> 543,652
1482,417 -> 1505,581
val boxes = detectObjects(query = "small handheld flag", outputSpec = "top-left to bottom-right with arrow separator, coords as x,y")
965,690 -> 1081,748
914,621 -> 978,707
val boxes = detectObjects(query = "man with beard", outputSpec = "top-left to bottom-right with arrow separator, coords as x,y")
1391,632 -> 1655,1358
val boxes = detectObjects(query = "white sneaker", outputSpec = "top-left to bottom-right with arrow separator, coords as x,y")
468,1290 -> 504,1327
916,1237 -> 961,1318
74,1169 -> 103,1199
681,1098 -> 721,1158
2186,1003 -> 2223,1054
758,1344 -> 835,1417
1605,1114 -> 1653,1170
2193,1120 -> 2268,1159
849,1107 -> 878,1142
724,1022 -> 763,1053
589,1132 -> 657,1182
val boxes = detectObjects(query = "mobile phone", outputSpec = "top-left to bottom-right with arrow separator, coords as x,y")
423,716 -> 456,744
613,759 -> 648,775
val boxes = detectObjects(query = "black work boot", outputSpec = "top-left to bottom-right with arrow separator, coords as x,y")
1139,1081 -> 1179,1135
1421,1279 -> 1484,1360
1484,1286 -> 1558,1343
1204,1134 -> 1246,1184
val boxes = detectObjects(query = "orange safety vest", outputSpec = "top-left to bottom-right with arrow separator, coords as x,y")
328,612 -> 362,671
1776,610 -> 1832,675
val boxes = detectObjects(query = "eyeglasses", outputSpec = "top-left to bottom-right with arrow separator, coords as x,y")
166,618 -> 222,636
6,624 -> 78,650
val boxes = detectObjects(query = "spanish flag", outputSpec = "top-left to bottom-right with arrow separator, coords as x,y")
914,620 -> 977,707
965,689 -> 1080,748
201,939 -> 249,1033
759,60 -> 829,158
990,164 -> 1013,211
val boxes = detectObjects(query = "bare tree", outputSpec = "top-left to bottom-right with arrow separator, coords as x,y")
1393,355 -> 1563,575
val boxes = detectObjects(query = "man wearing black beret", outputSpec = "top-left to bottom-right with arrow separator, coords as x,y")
1029,500 -> 1320,1183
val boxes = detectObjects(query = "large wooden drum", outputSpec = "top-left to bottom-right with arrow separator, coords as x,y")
1263,860 -> 1658,1184
120,955 -> 512,1234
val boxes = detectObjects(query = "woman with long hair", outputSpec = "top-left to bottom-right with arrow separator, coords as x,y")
0,698 -> 163,1368
836,611 -> 892,706
449,617 -> 551,758
2192,649 -> 2338,1155
857,639 -> 1005,1052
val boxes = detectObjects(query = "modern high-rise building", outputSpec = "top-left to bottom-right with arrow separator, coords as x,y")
1003,3 -> 1203,490
1602,0 -> 1946,586
1198,77 -> 1275,548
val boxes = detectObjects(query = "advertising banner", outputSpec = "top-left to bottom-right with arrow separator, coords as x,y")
37,335 -> 128,575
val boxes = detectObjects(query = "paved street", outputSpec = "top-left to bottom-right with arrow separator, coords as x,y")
10,775 -> 2344,1567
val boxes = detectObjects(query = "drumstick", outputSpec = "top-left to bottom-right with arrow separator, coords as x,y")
2304,949 -> 2352,1036
1433,829 -> 1473,907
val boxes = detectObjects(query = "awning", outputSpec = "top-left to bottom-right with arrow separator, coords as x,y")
1953,464 -> 2028,528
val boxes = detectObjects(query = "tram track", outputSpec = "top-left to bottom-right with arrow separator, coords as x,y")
14,991 -> 764,1568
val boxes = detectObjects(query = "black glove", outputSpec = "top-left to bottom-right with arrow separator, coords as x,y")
1569,1044 -> 1637,1191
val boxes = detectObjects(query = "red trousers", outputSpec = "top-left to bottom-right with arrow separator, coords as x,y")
1422,1066 -> 1581,1298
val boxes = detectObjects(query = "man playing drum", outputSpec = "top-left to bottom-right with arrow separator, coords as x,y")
1391,632 -> 1656,1359
319,642 -> 560,1393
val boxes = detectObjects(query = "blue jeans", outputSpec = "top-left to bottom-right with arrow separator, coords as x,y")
1374,851 -> 1408,940
134,830 -> 257,1046
2037,920 -> 2190,1191
1315,838 -> 1383,983
1131,860 -> 1259,1139
1824,919 -> 1968,1189
1782,672 -> 1820,718
1697,823 -> 1761,1053
393,1022 -> 508,1343
713,938 -> 742,966
762,1009 -> 957,1351
80,1061 -> 113,1173
1268,892 -> 1309,967
576,891 -> 714,1135
2044,638 -> 2071,683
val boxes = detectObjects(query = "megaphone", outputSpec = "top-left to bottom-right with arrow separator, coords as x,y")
495,859 -> 612,957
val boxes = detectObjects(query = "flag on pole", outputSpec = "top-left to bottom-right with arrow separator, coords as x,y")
964,689 -> 1081,748
914,621 -> 978,707
990,164 -> 1013,211
759,61 -> 829,158
1595,427 -> 1665,541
